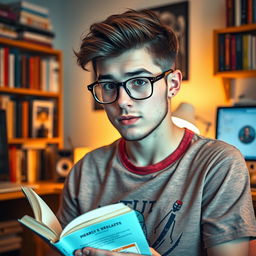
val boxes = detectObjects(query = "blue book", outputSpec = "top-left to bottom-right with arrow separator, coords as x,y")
18,187 -> 151,256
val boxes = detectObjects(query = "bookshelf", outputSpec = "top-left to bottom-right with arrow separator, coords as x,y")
0,37 -> 63,145
213,24 -> 256,100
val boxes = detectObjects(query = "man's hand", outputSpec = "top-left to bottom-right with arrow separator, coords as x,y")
74,247 -> 160,256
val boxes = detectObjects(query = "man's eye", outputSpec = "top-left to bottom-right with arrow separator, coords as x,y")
131,78 -> 148,87
101,82 -> 116,91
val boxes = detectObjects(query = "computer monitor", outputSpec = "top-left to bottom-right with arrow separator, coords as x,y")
0,109 -> 10,181
216,106 -> 256,161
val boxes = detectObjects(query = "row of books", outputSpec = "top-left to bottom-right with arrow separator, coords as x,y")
0,1 -> 54,46
218,32 -> 256,71
0,220 -> 22,254
226,0 -> 256,27
0,95 -> 58,139
8,144 -> 57,183
0,46 -> 59,92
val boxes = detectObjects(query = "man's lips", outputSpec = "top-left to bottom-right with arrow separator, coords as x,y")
118,115 -> 140,125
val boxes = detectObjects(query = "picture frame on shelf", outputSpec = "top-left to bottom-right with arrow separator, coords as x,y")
32,100 -> 54,138
147,1 -> 189,80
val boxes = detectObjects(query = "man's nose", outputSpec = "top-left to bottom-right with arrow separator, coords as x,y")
117,86 -> 133,107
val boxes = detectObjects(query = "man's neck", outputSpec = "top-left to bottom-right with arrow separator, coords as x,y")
124,124 -> 185,167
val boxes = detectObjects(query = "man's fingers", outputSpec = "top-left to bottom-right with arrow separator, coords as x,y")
74,247 -> 159,256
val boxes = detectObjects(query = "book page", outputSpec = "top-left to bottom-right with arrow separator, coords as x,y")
23,187 -> 62,236
18,215 -> 58,242
61,203 -> 130,238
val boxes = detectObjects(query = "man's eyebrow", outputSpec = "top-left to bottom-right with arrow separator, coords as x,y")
97,69 -> 153,81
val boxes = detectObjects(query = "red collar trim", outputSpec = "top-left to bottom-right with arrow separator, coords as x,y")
118,129 -> 194,175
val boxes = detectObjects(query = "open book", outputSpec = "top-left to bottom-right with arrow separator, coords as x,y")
18,187 -> 151,256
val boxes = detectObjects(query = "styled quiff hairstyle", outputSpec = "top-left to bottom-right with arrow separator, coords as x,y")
75,9 -> 178,72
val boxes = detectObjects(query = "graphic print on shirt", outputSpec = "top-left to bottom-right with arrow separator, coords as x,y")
152,200 -> 183,256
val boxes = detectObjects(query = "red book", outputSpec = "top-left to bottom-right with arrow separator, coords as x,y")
29,56 -> 35,89
22,101 -> 29,138
248,0 -> 253,23
9,145 -> 17,182
226,0 -> 234,26
3,47 -> 9,87
225,34 -> 231,70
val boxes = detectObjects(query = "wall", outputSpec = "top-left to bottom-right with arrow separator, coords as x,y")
1,0 -> 230,149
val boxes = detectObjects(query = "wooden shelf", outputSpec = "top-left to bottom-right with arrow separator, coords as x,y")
0,87 -> 60,98
8,137 -> 62,144
0,37 -> 61,55
214,70 -> 256,78
0,182 -> 63,201
214,23 -> 256,34
213,24 -> 256,100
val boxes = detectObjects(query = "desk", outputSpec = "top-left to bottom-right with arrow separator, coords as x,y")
0,182 -> 63,256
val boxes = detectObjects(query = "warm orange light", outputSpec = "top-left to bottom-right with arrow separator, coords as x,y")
74,147 -> 92,163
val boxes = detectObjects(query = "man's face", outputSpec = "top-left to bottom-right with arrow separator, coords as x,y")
96,47 -> 173,141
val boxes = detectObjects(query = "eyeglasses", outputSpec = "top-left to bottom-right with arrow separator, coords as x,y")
87,69 -> 174,104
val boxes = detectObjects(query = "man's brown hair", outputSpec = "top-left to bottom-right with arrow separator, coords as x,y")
75,9 -> 178,72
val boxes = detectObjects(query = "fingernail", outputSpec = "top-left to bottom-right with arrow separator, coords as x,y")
75,252 -> 83,256
82,249 -> 90,255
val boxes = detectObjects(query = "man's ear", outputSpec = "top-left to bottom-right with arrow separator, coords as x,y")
167,70 -> 182,98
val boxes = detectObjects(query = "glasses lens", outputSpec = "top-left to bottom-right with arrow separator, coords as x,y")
126,78 -> 152,99
94,82 -> 118,103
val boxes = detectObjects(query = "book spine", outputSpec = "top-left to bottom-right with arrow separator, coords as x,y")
230,34 -> 236,70
22,100 -> 29,138
3,47 -> 9,87
248,0 -> 253,23
0,9 -> 17,21
242,34 -> 249,70
226,0 -> 235,26
20,15 -> 52,31
15,99 -> 22,138
9,145 -> 17,182
241,0 -> 248,24
219,34 -> 225,71
20,1 -> 49,16
235,33 -> 243,70
13,49 -> 21,88
253,0 -> 256,23
235,0 -> 241,26
0,47 -> 4,87
252,35 -> 256,70
225,33 -> 231,70
8,51 -> 15,88
20,10 -> 50,23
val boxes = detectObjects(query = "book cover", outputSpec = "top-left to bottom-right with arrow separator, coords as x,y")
18,187 -> 151,256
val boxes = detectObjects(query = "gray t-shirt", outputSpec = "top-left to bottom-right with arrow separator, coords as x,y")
57,129 -> 256,256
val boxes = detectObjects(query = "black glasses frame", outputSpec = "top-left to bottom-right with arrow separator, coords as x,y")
87,69 -> 174,104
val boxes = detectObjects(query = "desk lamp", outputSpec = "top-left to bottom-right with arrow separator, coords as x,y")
171,102 -> 200,134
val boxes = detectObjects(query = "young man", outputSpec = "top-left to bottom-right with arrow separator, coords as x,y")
57,9 -> 256,256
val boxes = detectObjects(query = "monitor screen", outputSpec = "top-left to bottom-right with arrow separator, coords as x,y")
216,106 -> 256,161
0,109 -> 10,181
